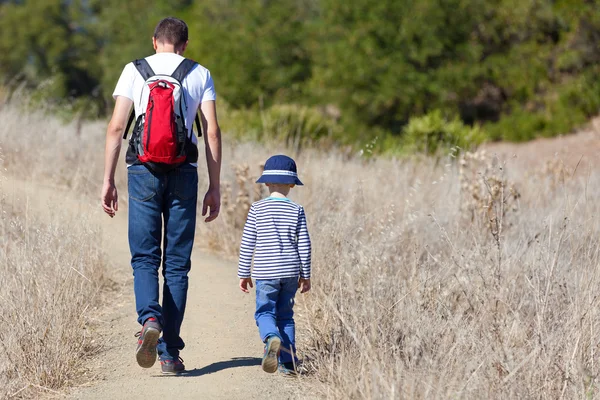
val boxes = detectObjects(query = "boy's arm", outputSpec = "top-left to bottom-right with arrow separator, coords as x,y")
297,207 -> 312,279
237,205 -> 257,278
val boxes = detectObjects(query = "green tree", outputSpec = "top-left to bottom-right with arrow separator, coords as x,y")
89,0 -> 196,108
309,0 -> 600,141
186,0 -> 316,108
0,0 -> 102,109
89,0 -> 161,106
1,0 -> 598,145
309,0 -> 482,133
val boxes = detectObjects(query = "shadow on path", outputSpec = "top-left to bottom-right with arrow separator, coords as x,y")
156,357 -> 262,378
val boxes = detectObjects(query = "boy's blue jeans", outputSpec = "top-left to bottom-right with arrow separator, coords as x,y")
255,278 -> 299,364
127,163 -> 198,361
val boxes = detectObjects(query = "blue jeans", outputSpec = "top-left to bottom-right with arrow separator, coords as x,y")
127,163 -> 198,361
255,278 -> 299,364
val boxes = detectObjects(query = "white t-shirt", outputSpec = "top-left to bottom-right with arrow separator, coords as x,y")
112,52 -> 216,149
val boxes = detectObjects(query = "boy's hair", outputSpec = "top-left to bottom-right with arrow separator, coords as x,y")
154,17 -> 188,48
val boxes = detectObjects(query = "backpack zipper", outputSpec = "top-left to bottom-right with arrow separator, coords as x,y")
146,98 -> 154,150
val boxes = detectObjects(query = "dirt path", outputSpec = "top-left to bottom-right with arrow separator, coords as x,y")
5,177 -> 299,400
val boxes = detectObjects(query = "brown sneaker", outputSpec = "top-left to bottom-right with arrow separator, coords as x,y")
134,317 -> 161,368
160,357 -> 186,375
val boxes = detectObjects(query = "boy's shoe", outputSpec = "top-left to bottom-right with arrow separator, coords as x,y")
160,357 -> 186,375
134,317 -> 161,368
278,362 -> 298,376
261,336 -> 281,373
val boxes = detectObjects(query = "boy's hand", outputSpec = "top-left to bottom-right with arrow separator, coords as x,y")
239,278 -> 253,293
299,278 -> 311,294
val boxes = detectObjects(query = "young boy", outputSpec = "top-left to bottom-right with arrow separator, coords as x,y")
237,154 -> 312,375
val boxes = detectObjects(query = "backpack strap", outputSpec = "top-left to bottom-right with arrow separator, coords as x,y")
195,112 -> 202,137
171,59 -> 197,83
123,58 -> 154,139
133,58 -> 155,81
173,59 -> 203,137
123,111 -> 135,139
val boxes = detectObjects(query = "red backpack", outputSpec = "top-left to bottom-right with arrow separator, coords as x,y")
123,58 -> 202,172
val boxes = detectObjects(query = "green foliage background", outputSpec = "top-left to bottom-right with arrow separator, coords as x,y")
1,0 -> 599,151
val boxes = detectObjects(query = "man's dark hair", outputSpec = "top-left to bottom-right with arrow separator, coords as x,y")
154,17 -> 188,48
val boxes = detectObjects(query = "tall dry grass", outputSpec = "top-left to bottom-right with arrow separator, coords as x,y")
0,101 -> 107,196
0,104 -> 108,398
0,194 -> 107,398
296,153 -> 600,399
3,100 -> 600,398
200,137 -> 600,398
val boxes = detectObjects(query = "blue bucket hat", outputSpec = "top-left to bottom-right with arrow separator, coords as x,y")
256,155 -> 303,186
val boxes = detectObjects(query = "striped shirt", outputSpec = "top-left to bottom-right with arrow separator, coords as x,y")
237,197 -> 312,280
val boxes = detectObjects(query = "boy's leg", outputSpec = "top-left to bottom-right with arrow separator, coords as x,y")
128,165 -> 164,327
254,280 -> 281,341
255,279 -> 282,373
157,165 -> 198,362
276,277 -> 299,365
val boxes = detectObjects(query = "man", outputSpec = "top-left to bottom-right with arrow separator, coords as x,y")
101,17 -> 221,375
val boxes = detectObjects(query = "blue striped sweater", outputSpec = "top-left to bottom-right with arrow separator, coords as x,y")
237,197 -> 312,280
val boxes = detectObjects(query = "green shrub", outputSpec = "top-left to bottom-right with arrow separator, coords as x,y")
261,104 -> 342,146
222,103 -> 343,150
400,110 -> 487,155
485,110 -> 547,142
486,70 -> 600,142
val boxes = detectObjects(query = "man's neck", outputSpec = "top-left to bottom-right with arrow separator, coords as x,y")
155,45 -> 183,55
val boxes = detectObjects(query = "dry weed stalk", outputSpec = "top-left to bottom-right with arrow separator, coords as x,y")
459,150 -> 520,233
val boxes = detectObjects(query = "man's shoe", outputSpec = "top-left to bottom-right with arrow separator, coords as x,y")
261,336 -> 281,374
161,357 -> 186,375
134,317 -> 161,368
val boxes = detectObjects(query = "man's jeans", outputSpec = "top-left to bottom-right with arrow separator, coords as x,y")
128,163 -> 198,361
255,278 -> 299,364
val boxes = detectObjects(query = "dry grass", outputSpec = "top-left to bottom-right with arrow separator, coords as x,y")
0,101 -> 107,197
202,141 -> 600,398
0,105 -> 108,398
0,198 -> 107,399
3,100 -> 600,398
302,154 -> 600,399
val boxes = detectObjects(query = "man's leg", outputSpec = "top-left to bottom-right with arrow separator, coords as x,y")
276,277 -> 298,365
128,165 -> 165,368
128,165 -> 164,326
157,164 -> 198,362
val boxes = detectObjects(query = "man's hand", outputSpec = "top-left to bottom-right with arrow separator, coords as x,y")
239,278 -> 253,293
102,95 -> 131,219
200,101 -> 222,221
101,182 -> 118,218
202,187 -> 220,222
299,278 -> 311,294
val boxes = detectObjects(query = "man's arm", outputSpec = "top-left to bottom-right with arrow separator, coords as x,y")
199,100 -> 221,222
101,96 -> 133,217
